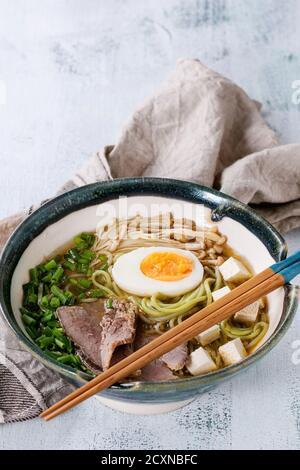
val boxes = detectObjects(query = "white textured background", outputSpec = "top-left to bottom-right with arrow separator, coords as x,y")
1,0 -> 300,450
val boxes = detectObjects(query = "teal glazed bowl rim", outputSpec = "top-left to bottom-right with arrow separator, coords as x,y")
0,177 -> 298,403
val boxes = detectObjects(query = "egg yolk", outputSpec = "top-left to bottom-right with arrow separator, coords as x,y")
140,252 -> 193,282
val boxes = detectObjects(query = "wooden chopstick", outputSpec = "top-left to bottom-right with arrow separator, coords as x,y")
41,267 -> 284,420
41,267 -> 273,418
43,271 -> 284,421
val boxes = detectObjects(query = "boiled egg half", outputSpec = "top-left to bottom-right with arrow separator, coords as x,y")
112,247 -> 204,297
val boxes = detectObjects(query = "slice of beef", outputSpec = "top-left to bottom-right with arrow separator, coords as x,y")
81,300 -> 107,317
134,327 -> 181,381
139,359 -> 176,381
57,299 -> 106,368
57,298 -> 138,372
161,343 -> 188,371
100,299 -> 138,370
77,330 -> 135,375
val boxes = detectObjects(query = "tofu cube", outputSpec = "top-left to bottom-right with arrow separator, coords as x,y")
219,257 -> 250,283
219,338 -> 247,366
196,324 -> 221,346
186,347 -> 217,376
234,301 -> 259,325
212,286 -> 231,301
193,287 -> 228,346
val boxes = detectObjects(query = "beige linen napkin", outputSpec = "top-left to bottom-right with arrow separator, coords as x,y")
1,59 -> 300,422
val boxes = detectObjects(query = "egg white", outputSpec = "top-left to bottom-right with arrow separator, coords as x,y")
111,247 -> 204,297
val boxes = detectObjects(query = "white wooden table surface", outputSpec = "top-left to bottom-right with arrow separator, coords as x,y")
1,0 -> 300,450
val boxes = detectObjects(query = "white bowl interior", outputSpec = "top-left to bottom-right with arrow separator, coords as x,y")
11,196 -> 284,353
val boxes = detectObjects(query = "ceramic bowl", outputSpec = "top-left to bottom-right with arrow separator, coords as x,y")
0,178 -> 298,415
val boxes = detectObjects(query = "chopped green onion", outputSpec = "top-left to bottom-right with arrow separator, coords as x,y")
51,266 -> 64,283
62,336 -> 73,352
78,279 -> 92,289
40,295 -> 49,307
50,297 -> 61,309
23,282 -> 38,308
37,335 -> 54,349
20,307 -> 39,319
37,283 -> 43,305
54,338 -> 65,350
63,260 -> 77,271
53,334 -> 72,352
45,350 -> 63,359
43,326 -> 53,336
22,314 -> 37,326
73,356 -> 82,366
53,327 -> 64,335
77,264 -> 88,274
68,248 -> 79,260
44,259 -> 57,271
28,293 -> 38,304
56,354 -> 73,364
26,326 -> 38,339
81,232 -> 94,241
81,232 -> 95,247
106,299 -> 113,308
21,231 -> 100,373
65,291 -> 75,305
52,328 -> 64,339
80,250 -> 95,261
73,235 -> 89,249
41,313 -> 54,324
29,267 -> 39,284
74,235 -> 83,245
74,233 -> 95,249
90,289 -> 104,298
23,281 -> 36,293
77,257 -> 90,265
51,285 -> 67,304
47,320 -> 61,328
57,354 -> 80,366
42,273 -> 53,283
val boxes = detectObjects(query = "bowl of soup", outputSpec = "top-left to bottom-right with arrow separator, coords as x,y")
0,178 -> 298,414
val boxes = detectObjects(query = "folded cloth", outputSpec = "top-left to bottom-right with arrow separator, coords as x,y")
1,59 -> 300,423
